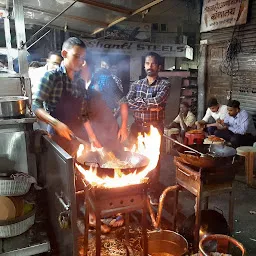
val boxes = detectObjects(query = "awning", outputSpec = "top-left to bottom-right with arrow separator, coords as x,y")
0,0 -> 164,35
0,0 -> 194,60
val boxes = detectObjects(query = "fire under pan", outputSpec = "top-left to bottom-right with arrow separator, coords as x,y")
82,181 -> 149,256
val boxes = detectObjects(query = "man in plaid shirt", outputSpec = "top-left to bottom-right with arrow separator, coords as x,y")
126,52 -> 171,204
32,37 -> 102,153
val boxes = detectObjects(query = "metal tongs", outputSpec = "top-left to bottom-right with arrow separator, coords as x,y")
71,134 -> 89,146
71,134 -> 91,151
71,134 -> 117,162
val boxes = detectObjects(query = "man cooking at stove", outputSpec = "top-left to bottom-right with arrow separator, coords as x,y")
195,97 -> 228,135
32,37 -> 116,233
32,37 -> 101,153
214,100 -> 256,148
126,52 -> 171,204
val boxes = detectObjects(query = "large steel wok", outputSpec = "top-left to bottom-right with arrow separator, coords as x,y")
176,144 -> 237,168
76,150 -> 149,177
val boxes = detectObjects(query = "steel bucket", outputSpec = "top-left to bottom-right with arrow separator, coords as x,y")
146,185 -> 188,256
147,229 -> 188,256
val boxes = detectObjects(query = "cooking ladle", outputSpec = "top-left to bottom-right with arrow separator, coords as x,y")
71,134 -> 90,147
163,134 -> 207,156
163,134 -> 219,158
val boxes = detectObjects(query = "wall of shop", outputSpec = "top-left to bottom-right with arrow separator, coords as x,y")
200,0 -> 256,115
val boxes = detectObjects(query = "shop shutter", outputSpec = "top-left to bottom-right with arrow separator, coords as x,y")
201,0 -> 256,116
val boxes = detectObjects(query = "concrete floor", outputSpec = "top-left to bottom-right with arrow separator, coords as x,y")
159,153 -> 256,255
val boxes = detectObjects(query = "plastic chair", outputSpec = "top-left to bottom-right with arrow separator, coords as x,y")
185,132 -> 205,145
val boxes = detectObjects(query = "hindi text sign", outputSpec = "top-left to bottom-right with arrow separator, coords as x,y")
200,0 -> 249,32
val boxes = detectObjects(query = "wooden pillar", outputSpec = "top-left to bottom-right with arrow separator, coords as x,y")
197,41 -> 208,120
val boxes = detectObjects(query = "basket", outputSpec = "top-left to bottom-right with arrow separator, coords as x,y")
0,178 -> 31,196
0,207 -> 35,238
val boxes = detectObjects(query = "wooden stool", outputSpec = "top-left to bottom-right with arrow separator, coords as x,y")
185,132 -> 205,145
164,128 -> 179,154
236,146 -> 256,188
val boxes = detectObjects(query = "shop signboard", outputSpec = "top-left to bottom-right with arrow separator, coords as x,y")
84,40 -> 193,60
200,0 -> 249,32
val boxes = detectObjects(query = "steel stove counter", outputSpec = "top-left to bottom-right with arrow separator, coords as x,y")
0,117 -> 36,125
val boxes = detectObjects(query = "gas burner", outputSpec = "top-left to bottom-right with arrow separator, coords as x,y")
80,177 -> 149,256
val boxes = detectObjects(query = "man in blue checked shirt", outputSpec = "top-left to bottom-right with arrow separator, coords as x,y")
32,37 -> 114,234
126,52 -> 171,204
32,37 -> 102,153
215,100 -> 256,148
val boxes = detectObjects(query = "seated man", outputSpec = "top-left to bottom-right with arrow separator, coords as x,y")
166,102 -> 196,139
214,100 -> 256,148
196,97 -> 227,135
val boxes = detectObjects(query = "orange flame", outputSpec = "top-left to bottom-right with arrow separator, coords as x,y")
76,126 -> 161,188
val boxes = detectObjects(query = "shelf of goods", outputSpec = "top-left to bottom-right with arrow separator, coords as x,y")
180,76 -> 198,116
0,174 -> 35,238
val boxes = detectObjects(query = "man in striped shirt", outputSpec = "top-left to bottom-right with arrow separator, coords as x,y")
126,52 -> 171,204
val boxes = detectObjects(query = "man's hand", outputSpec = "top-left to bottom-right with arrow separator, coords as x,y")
35,109 -> 73,140
195,121 -> 205,130
216,119 -> 225,126
118,126 -> 128,143
216,122 -> 226,130
54,121 -> 72,140
91,138 -> 102,148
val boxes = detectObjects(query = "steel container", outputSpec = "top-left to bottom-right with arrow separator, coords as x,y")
147,230 -> 188,256
0,96 -> 28,118
146,185 -> 189,256
199,234 -> 246,256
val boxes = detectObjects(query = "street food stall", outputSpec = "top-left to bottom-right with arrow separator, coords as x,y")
0,1 -> 179,255
0,0 -> 247,256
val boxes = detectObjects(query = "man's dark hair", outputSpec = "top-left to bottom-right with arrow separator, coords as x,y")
227,100 -> 240,109
62,37 -> 86,51
180,102 -> 190,108
144,52 -> 161,65
29,61 -> 41,68
207,97 -> 218,107
48,50 -> 62,59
